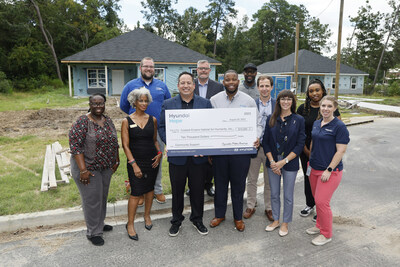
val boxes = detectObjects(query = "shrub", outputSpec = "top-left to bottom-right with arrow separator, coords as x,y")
0,71 -> 13,94
387,81 -> 400,96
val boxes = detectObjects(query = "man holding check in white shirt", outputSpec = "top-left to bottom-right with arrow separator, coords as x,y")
209,70 -> 263,232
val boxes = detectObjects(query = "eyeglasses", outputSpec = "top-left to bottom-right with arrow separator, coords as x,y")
141,65 -> 154,69
90,102 -> 105,107
244,70 -> 257,75
197,67 -> 210,71
280,98 -> 293,102
137,99 -> 149,103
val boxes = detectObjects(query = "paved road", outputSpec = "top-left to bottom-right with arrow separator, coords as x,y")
1,118 -> 399,266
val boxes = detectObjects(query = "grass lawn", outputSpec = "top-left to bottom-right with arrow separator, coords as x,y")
0,134 -> 171,216
0,87 -> 87,112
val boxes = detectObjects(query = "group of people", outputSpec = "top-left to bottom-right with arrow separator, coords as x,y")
69,57 -> 349,247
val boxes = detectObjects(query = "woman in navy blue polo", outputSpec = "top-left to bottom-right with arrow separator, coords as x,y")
306,96 -> 350,246
262,90 -> 305,237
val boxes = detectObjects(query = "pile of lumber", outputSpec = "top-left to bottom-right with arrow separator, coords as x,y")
41,141 -> 70,191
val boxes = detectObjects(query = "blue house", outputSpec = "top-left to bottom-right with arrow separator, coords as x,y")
257,49 -> 368,95
61,28 -> 221,96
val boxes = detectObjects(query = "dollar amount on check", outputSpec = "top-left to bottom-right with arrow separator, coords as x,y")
166,108 -> 257,156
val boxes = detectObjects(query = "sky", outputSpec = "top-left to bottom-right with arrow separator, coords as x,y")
118,0 -> 394,57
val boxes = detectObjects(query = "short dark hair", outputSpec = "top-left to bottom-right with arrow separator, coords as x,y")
257,75 -> 273,87
224,69 -> 238,77
178,71 -> 194,83
89,93 -> 106,103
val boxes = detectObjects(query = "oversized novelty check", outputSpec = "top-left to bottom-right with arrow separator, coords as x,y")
166,108 -> 257,156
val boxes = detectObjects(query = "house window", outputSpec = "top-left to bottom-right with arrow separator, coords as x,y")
332,77 -> 336,89
190,68 -> 198,79
87,69 -> 106,88
351,77 -> 357,89
154,68 -> 165,82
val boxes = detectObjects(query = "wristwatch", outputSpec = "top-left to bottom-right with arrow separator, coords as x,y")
285,158 -> 289,164
327,167 -> 333,172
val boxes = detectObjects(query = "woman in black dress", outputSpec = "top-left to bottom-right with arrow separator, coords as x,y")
121,87 -> 162,240
297,79 -> 340,221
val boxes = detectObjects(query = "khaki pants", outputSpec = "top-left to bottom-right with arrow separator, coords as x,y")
246,147 -> 271,210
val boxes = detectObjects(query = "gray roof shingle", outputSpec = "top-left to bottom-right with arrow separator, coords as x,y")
62,28 -> 220,64
257,49 -> 367,75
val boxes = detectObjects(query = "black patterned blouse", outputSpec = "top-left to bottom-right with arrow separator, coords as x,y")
69,115 -> 119,171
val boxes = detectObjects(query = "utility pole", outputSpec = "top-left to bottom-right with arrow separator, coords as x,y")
294,23 -> 300,94
335,0 -> 344,98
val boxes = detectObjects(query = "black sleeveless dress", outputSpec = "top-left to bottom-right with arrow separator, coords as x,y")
127,116 -> 159,196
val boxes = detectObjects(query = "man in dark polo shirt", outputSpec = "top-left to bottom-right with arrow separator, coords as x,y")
159,72 -> 212,237
238,63 -> 259,100
185,60 -> 224,197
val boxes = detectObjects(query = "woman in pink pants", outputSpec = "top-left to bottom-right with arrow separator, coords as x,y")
307,96 -> 350,246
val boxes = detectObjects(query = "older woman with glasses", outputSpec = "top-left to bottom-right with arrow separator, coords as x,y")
262,90 -> 305,237
69,93 -> 120,246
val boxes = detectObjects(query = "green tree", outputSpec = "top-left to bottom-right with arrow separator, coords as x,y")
344,2 -> 384,93
140,0 -> 178,38
251,0 -> 331,62
206,0 -> 237,58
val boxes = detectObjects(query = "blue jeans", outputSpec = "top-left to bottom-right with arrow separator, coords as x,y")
267,168 -> 298,223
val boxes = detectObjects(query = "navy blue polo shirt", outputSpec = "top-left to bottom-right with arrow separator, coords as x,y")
310,117 -> 350,171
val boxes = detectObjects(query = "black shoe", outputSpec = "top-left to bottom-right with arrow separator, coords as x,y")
186,189 -> 190,196
193,221 -> 209,235
169,224 -> 181,237
87,236 -> 104,246
103,224 -> 113,231
125,223 -> 138,241
145,224 -> 153,231
313,215 -> 317,222
206,187 -> 215,197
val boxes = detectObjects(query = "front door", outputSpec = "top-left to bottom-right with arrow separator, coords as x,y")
112,70 -> 124,95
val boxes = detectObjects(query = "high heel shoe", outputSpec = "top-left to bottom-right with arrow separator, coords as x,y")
125,223 -> 138,241
144,217 -> 153,231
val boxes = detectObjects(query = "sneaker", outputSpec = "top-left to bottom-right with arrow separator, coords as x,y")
169,224 -> 181,237
306,226 -> 320,235
312,215 -> 317,222
300,206 -> 314,217
312,234 -> 332,246
87,236 -> 104,246
193,222 -> 209,235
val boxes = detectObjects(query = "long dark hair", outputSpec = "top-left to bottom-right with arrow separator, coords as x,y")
269,90 -> 297,127
302,79 -> 327,116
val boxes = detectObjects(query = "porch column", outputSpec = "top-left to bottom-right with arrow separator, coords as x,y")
68,64 -> 72,97
105,65 -> 108,97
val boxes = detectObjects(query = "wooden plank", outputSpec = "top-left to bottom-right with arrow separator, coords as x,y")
53,142 -> 69,184
48,144 -> 57,189
60,147 -> 71,182
40,146 -> 50,192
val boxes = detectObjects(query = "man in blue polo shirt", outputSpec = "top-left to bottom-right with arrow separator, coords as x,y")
120,57 -> 171,204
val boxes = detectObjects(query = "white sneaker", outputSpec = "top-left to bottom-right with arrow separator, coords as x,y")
300,206 -> 314,217
312,234 -> 332,246
306,226 -> 320,235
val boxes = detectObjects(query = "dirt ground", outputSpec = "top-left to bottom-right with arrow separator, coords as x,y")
0,97 -> 126,138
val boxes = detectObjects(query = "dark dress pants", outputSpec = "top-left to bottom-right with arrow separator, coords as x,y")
213,154 -> 251,221
204,162 -> 213,190
169,157 -> 206,226
300,152 -> 315,208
